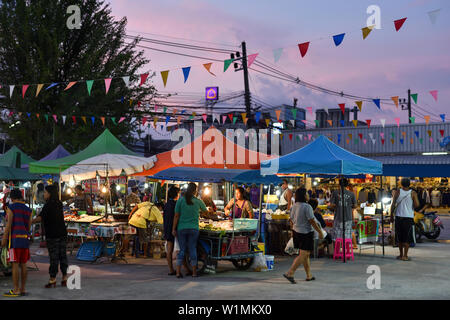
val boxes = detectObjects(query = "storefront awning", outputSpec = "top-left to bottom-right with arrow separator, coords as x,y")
370,154 -> 450,177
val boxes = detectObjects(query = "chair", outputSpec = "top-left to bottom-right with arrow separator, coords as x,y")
333,238 -> 354,261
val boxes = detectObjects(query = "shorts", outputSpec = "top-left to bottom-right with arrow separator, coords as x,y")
293,231 -> 314,252
8,248 -> 30,264
395,217 -> 414,243
137,227 -> 150,243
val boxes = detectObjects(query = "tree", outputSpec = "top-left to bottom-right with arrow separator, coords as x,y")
0,0 -> 155,159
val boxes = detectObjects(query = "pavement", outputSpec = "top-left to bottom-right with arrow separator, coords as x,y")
1,239 -> 450,300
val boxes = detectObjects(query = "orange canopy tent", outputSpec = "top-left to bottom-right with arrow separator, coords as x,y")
134,126 -> 275,176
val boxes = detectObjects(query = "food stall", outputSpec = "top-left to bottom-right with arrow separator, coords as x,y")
148,166 -> 281,273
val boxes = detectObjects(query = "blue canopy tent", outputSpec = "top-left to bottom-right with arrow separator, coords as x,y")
261,135 -> 383,261
23,145 -> 71,183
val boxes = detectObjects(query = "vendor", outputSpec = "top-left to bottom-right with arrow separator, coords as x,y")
128,201 -> 163,258
67,185 -> 93,214
278,179 -> 293,211
224,187 -> 254,219
126,187 -> 141,207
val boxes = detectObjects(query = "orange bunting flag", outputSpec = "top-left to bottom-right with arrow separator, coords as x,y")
424,115 -> 430,125
327,120 -> 333,126
362,26 -> 374,39
355,101 -> 363,112
410,138 -> 414,144
402,131 -> 406,137
101,117 -> 105,126
36,84 -> 44,97
203,63 -> 216,76
64,82 -> 77,91
161,71 -> 169,87
391,96 -> 399,108
352,120 -> 358,127
275,110 -> 281,121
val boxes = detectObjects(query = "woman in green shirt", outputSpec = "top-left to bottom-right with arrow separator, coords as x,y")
172,183 -> 208,278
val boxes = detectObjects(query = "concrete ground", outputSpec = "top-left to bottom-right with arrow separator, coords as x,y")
1,239 -> 449,300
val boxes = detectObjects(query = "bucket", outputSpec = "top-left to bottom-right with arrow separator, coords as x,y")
265,255 -> 274,270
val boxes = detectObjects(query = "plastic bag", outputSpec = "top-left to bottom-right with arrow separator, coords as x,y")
284,237 -> 299,255
251,252 -> 268,272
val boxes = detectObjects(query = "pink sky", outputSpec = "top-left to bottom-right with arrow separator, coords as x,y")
109,0 -> 449,127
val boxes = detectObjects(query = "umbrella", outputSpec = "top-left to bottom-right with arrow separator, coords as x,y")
60,153 -> 157,182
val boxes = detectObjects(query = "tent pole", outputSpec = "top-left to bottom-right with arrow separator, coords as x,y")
258,183 -> 263,242
165,182 -> 169,203
380,175 -> 385,256
340,176 -> 346,263
58,167 -> 62,201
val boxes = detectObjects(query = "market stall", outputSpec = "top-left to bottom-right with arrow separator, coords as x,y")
148,166 -> 281,273
261,135 -> 383,262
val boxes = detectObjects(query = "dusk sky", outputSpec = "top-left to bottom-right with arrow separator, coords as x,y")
110,0 -> 449,129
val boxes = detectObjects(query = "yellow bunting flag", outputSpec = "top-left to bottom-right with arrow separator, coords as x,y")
161,71 -> 169,87
129,99 -> 133,106
352,120 -> 358,127
36,84 -> 44,97
327,120 -> 333,126
82,116 -> 87,125
391,96 -> 399,108
348,134 -> 353,139
355,101 -> 363,112
203,63 -> 216,76
275,110 -> 281,121
424,115 -> 430,125
177,116 -> 181,125
241,113 -> 247,124
64,81 -> 77,91
265,119 -> 270,127
280,134 -> 283,140
153,116 -> 158,128
362,26 -> 374,39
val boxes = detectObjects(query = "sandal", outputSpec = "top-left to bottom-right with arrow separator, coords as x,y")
306,277 -> 316,281
3,290 -> 20,297
283,274 -> 296,284
168,271 -> 177,276
402,257 -> 411,261
396,256 -> 403,260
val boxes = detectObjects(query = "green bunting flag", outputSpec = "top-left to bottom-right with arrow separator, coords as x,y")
411,93 -> 418,104
314,120 -> 319,127
86,80 -> 94,96
224,59 -> 233,72
233,116 -> 237,124
44,114 -> 48,122
111,117 -> 116,125
410,117 -> 416,124
291,108 -> 297,119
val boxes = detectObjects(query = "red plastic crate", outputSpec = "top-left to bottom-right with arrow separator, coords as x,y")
228,236 -> 248,255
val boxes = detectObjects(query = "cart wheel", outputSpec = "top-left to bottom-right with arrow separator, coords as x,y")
231,258 -> 254,270
185,245 -> 208,275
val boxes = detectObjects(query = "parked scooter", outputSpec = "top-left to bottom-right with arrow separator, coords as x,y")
414,211 -> 444,241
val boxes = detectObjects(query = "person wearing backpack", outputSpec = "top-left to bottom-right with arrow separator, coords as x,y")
390,178 -> 420,261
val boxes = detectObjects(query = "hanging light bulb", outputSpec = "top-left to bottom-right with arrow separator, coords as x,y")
101,186 -> 107,193
66,188 -> 72,195
116,185 -> 121,191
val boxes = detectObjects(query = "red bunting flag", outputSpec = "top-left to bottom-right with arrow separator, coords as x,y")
440,130 -> 445,137
366,119 -> 371,128
72,116 -> 76,124
140,73 -> 149,86
338,103 -> 345,115
298,42 -> 310,58
22,85 -> 29,98
289,134 -> 293,141
202,114 -> 207,123
394,18 -> 407,31
381,139 -> 385,145
358,133 -> 363,140
430,90 -> 438,102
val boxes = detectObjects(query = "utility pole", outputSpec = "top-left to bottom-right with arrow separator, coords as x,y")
400,89 -> 412,123
241,41 -> 252,118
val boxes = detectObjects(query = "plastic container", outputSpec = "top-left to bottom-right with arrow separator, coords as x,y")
234,218 -> 258,231
265,255 -> 274,270
76,241 -> 104,262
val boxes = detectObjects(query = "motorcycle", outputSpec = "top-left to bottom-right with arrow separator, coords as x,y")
414,211 -> 444,241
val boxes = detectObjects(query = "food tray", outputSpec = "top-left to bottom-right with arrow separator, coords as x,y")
233,218 -> 258,231
271,214 -> 290,220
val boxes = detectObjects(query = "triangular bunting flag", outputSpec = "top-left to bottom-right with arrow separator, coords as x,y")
394,18 -> 407,32
290,120 -> 295,127
402,131 -> 406,137
203,63 -> 216,76
44,114 -> 49,122
306,107 -> 313,116
410,117 -> 416,124
340,120 -> 345,127
232,116 -> 237,124
118,117 -> 126,124
395,118 -> 400,127
265,119 -> 271,127
228,113 -> 233,122
291,108 -> 297,119
161,71 -> 169,87
36,113 -> 40,119
36,84 -> 44,97
275,110 -> 281,121
414,131 -> 419,138
366,119 -> 371,128
411,93 -> 418,104
424,115 -> 430,125
140,73 -> 149,86
22,85 -> 29,98
381,139 -> 385,145
298,42 -> 310,58
241,113 -> 247,124
45,83 -> 58,90
273,48 -> 283,63
427,130 -> 432,137
9,85 -> 14,98
380,119 -> 386,127
91,116 -> 95,125
153,116 -> 158,128
182,67 -> 191,83
111,117 -> 116,125
390,139 -> 394,145
122,76 -> 130,88
165,116 -> 170,125
429,90 -> 438,102
255,112 -> 261,123
222,115 -> 227,124
26,113 -> 31,118
380,132 -> 385,139
338,103 -> 345,115
428,9 -> 441,25
52,115 -> 57,123
72,116 -> 76,124
62,115 -> 66,125
177,116 -> 181,125
358,133 -> 363,140
327,120 -> 333,126
440,114 -> 445,122
202,114 -> 207,123
314,120 -> 319,127
337,134 -> 341,144
224,59 -> 233,72
247,53 -> 258,68
81,116 -> 86,125
352,120 -> 358,127
86,80 -> 94,96
332,33 -> 345,47
362,26 -> 373,39
391,96 -> 399,108
101,117 -> 105,126
373,99 -> 381,109
130,117 -> 136,123
64,81 -> 77,91
440,130 -> 445,137
104,78 -> 112,94
355,101 -> 363,112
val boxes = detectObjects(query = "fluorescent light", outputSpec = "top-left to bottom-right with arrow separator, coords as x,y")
422,152 -> 448,156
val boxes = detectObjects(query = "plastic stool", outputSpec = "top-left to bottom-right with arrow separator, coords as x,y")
333,238 -> 354,261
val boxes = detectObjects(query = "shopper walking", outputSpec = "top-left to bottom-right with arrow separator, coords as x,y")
283,188 -> 323,284
2,189 -> 33,297
32,185 -> 68,288
390,178 -> 420,261
163,186 -> 180,275
172,183 -> 208,278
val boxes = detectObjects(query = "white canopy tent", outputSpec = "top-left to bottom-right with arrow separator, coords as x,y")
60,153 -> 157,182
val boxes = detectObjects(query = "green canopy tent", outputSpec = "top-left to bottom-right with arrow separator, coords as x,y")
0,166 -> 41,181
0,146 -> 36,168
29,129 -> 138,174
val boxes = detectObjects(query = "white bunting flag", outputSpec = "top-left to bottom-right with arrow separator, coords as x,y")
212,113 -> 219,124
371,138 -> 376,145
122,76 -> 130,88
9,85 -> 14,98
290,120 -> 295,127
298,134 -> 303,140
380,119 -> 386,128
368,133 -> 374,139
324,107 -> 329,115
62,115 -> 66,125
130,117 -> 136,123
